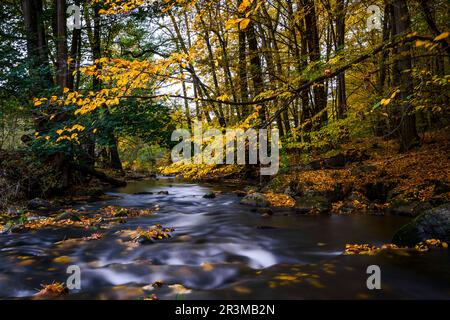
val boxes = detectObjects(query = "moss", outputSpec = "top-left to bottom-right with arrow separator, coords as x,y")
392,204 -> 450,246
392,220 -> 422,246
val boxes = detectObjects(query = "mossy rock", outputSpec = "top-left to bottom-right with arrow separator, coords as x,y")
55,211 -> 82,222
240,192 -> 270,207
294,194 -> 331,214
392,204 -> 450,246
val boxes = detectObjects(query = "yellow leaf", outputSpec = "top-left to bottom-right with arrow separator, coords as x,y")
53,256 -> 72,264
201,262 -> 214,271
238,0 -> 251,13
434,32 -> 449,41
239,18 -> 251,30
415,40 -> 426,47
274,275 -> 297,281
225,19 -> 239,30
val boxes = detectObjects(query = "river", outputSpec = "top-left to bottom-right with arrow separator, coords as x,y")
0,177 -> 449,299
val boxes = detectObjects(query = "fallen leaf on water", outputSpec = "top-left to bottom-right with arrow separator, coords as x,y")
36,282 -> 68,297
201,262 -> 214,272
169,284 -> 192,295
18,259 -> 34,266
53,256 -> 72,264
233,286 -> 251,294
274,275 -> 297,281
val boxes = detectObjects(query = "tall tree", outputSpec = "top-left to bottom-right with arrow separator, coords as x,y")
391,0 -> 419,151
335,0 -> 347,118
56,0 -> 68,91
21,0 -> 53,94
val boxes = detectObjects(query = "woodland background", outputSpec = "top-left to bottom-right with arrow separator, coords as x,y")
0,0 -> 449,207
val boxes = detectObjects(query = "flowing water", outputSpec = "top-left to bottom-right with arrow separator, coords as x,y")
0,178 -> 449,299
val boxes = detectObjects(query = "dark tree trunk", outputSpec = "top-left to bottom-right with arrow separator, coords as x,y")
418,0 -> 450,57
237,0 -> 249,116
247,23 -> 265,123
391,0 -> 419,151
108,132 -> 123,172
379,1 -> 392,91
335,0 -> 347,118
67,0 -> 81,90
56,0 -> 68,91
21,0 -> 53,94
302,0 -> 327,126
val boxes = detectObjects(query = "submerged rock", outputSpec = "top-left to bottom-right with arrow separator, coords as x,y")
157,191 -> 169,195
392,204 -> 450,246
234,190 -> 247,197
135,236 -> 155,244
10,224 -> 30,233
240,192 -> 269,207
257,208 -> 274,216
55,211 -> 82,222
256,225 -> 277,230
203,192 -> 216,199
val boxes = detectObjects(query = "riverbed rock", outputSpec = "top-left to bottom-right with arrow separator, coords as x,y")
135,236 -> 155,244
240,192 -> 270,207
133,191 -> 154,195
157,191 -> 169,195
86,187 -> 105,199
234,190 -> 247,197
0,224 -> 12,234
283,186 -> 297,197
55,211 -> 82,222
10,224 -> 30,233
389,201 -> 432,217
203,192 -> 216,199
338,192 -> 370,214
392,204 -> 450,246
294,191 -> 332,214
257,208 -> 274,216
27,198 -> 53,211
256,225 -> 277,230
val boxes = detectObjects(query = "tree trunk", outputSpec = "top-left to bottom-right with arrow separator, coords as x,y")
335,0 -> 347,118
67,0 -> 81,90
246,23 -> 265,123
22,0 -> 53,94
391,0 -> 419,151
237,0 -> 249,116
56,0 -> 68,91
302,0 -> 327,126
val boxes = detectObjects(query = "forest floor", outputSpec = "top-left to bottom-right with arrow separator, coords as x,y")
254,129 -> 450,216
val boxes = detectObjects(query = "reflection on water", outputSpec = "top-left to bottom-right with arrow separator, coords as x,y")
0,178 -> 449,299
